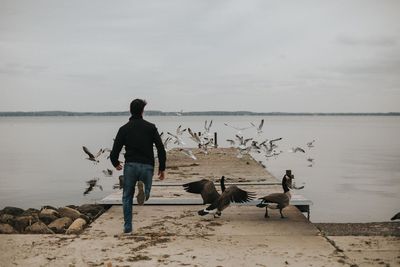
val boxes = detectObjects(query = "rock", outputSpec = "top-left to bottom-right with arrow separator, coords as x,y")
58,207 -> 81,221
48,217 -> 73,234
79,214 -> 91,223
77,204 -> 105,219
2,207 -> 24,216
0,223 -> 17,234
25,221 -> 54,234
0,214 -> 14,225
66,218 -> 87,234
21,208 -> 40,217
14,215 -> 38,232
39,208 -> 60,225
40,205 -> 58,212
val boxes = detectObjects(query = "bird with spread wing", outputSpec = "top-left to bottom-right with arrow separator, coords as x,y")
183,176 -> 255,217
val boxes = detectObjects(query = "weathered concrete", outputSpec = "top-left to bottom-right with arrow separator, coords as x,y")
1,206 -> 398,266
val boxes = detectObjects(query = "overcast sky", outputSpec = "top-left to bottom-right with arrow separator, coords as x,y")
0,0 -> 399,113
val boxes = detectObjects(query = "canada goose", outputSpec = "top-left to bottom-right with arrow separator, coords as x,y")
82,146 -> 104,163
391,212 -> 400,220
257,170 -> 304,218
183,176 -> 255,217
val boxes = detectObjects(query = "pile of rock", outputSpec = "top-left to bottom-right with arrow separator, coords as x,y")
0,204 -> 107,235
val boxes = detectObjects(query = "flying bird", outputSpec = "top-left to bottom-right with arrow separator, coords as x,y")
288,147 -> 306,153
82,146 -> 104,163
102,169 -> 113,177
391,212 -> 400,221
183,176 -> 255,217
83,178 -> 103,195
224,122 -> 254,134
226,139 -> 236,146
307,140 -> 315,149
179,148 -> 197,160
251,119 -> 264,134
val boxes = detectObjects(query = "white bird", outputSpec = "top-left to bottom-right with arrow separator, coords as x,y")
204,120 -> 213,136
167,131 -> 185,146
224,122 -> 253,134
226,139 -> 236,146
188,128 -> 212,154
102,169 -> 113,177
307,158 -> 314,167
307,140 -> 315,149
288,147 -> 306,153
176,125 -> 187,136
251,119 -> 264,135
179,148 -> 197,160
82,146 -> 104,163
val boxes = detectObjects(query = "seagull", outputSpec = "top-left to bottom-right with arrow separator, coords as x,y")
179,148 -> 197,160
224,122 -> 254,134
226,139 -> 236,146
82,146 -> 104,163
102,169 -> 113,177
176,125 -> 187,136
188,128 -> 202,145
307,140 -> 315,149
176,109 -> 183,116
83,178 -> 103,195
187,128 -> 212,154
183,176 -> 255,217
288,147 -> 306,153
167,131 -> 185,146
203,120 -> 213,137
251,119 -> 264,135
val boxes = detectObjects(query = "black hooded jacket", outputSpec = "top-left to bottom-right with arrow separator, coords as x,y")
110,115 -> 166,171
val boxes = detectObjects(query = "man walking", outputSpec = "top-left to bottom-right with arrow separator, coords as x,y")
110,99 -> 166,234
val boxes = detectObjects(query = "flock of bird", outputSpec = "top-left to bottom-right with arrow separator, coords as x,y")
81,126 -> 400,221
81,119 -> 316,196
161,119 -> 316,168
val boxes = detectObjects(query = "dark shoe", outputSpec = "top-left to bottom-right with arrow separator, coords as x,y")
136,181 -> 145,205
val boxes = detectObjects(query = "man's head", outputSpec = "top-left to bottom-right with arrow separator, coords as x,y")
130,99 -> 147,116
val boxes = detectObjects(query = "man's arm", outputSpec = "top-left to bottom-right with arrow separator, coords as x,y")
110,128 -> 124,170
154,127 -> 166,180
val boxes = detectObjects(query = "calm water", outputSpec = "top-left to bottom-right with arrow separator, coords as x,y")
0,115 -> 399,223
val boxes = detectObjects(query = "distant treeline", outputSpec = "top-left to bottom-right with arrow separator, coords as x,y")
0,111 -> 399,117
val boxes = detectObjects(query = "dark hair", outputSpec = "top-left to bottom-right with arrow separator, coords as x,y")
130,99 -> 147,115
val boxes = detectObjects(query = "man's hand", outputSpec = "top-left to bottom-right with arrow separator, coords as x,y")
115,162 -> 123,171
158,170 -> 165,180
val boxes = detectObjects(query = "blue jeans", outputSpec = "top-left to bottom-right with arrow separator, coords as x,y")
122,162 -> 154,233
